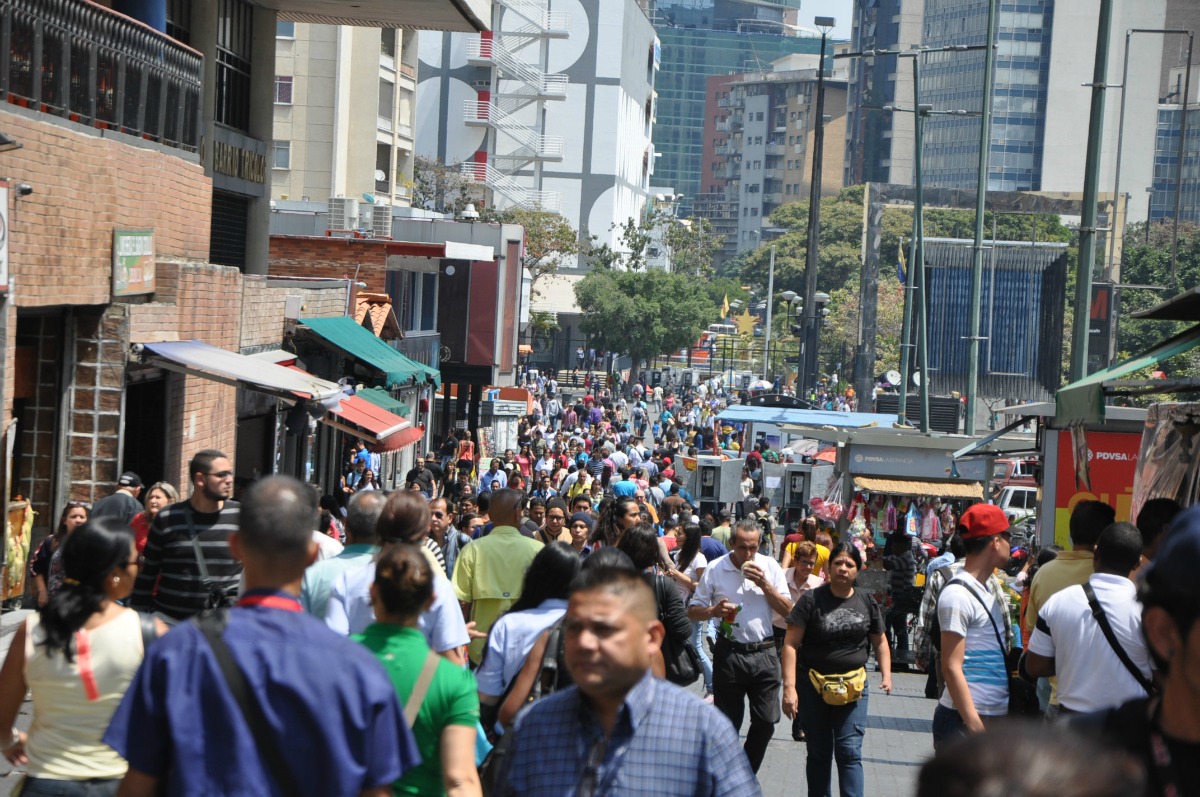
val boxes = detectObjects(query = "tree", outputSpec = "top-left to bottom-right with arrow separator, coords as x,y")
574,269 -> 715,371
820,275 -> 906,380
488,208 -> 581,299
527,311 -> 560,348
408,157 -> 477,215
586,211 -> 724,277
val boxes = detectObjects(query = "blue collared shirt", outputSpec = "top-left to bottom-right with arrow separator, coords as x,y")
325,562 -> 470,653
104,595 -> 419,796
926,550 -> 955,578
495,672 -> 761,797
300,543 -> 380,619
479,469 -> 508,494
475,599 -> 568,697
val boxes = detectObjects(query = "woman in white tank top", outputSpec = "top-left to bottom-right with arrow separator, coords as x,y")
0,517 -> 160,796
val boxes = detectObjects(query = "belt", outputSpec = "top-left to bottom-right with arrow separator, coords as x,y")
716,638 -> 775,653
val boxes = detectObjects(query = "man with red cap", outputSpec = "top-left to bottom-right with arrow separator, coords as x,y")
933,503 -> 1013,749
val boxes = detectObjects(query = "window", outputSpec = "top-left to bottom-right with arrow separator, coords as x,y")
272,140 -> 290,169
274,76 -> 293,104
378,80 -> 395,120
215,0 -> 253,132
276,20 -> 296,38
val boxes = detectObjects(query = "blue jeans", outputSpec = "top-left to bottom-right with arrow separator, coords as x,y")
691,620 -> 714,692
931,703 -> 966,751
19,778 -> 119,797
798,678 -> 869,797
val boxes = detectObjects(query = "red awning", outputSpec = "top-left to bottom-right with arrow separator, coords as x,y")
288,366 -> 422,453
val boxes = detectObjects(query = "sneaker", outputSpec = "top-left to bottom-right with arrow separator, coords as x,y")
703,692 -> 715,704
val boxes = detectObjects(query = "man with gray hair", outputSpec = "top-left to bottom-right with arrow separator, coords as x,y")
106,475 -> 418,796
301,491 -> 386,618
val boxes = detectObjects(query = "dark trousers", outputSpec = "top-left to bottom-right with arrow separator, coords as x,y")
713,639 -> 782,772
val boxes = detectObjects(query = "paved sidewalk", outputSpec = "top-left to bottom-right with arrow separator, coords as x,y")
752,670 -> 936,797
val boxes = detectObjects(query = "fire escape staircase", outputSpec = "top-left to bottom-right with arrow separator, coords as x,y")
460,161 -> 561,212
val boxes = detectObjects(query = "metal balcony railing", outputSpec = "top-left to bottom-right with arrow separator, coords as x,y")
463,100 -> 564,160
460,161 -> 560,211
495,0 -> 570,37
2,0 -> 203,151
466,36 -> 567,99
765,142 -> 786,156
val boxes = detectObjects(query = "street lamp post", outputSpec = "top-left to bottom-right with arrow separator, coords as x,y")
763,244 -> 776,382
800,15 -> 836,399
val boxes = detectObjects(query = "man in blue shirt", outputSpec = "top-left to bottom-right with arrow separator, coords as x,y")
479,459 -> 509,494
495,564 -> 759,797
301,490 -> 385,618
106,475 -> 419,797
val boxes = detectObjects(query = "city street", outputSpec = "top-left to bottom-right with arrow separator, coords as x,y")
0,599 -> 935,797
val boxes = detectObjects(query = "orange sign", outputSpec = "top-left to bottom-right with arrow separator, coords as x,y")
1053,430 -> 1139,547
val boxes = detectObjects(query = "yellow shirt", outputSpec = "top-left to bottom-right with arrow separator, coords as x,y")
787,541 -> 831,580
452,525 -> 544,663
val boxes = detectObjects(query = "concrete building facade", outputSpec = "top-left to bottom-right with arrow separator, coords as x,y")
272,24 -> 419,208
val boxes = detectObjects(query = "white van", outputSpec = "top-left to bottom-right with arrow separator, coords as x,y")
996,485 -> 1037,521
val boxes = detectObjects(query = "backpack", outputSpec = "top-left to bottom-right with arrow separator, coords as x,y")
928,566 -> 955,651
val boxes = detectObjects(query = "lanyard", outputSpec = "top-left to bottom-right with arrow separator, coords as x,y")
238,593 -> 303,612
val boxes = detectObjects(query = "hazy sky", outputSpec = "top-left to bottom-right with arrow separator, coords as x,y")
800,0 -> 854,40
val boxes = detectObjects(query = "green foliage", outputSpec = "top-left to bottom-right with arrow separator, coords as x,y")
486,208 -> 581,296
574,269 -> 715,367
1116,221 -> 1200,387
408,156 -> 477,215
587,211 -> 724,277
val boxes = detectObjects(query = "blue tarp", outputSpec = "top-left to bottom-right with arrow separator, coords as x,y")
716,405 -> 899,428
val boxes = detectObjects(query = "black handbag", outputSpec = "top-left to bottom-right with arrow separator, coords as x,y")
653,576 -> 702,686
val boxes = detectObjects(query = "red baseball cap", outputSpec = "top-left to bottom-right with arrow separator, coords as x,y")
958,504 -> 1010,540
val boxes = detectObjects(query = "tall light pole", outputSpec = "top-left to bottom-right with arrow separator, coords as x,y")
798,16 -> 836,400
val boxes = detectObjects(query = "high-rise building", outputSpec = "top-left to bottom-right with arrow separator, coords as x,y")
272,25 -> 419,208
696,55 -> 848,264
651,0 -> 825,215
1148,0 -> 1200,224
417,0 -> 657,251
843,0 -> 1165,223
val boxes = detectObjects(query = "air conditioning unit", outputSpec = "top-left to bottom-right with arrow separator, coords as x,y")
327,197 -> 359,231
361,204 -> 393,238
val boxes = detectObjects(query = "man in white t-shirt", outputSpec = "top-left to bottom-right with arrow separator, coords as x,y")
688,521 -> 793,773
934,504 -> 1012,749
1024,522 -> 1153,713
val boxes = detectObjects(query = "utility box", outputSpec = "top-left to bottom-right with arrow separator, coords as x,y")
696,455 -> 723,504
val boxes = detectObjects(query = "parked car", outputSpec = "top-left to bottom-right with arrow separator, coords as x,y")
991,457 -> 1039,498
995,485 -> 1038,522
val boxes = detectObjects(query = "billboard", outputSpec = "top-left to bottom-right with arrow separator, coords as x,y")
112,229 -> 155,296
1052,429 -> 1140,547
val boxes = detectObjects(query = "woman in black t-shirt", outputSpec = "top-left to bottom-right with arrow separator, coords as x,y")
781,543 -> 892,797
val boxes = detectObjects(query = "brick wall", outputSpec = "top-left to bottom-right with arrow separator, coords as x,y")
268,236 -> 391,293
162,263 -> 242,488
2,110 -> 212,309
240,277 -> 348,350
67,307 -> 128,502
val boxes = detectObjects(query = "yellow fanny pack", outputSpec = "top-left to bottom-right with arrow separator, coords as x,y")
808,667 -> 867,705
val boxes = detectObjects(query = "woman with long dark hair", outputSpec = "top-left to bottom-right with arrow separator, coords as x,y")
475,542 -> 581,716
590,496 -> 640,548
29,502 -> 90,609
0,518 -> 159,795
355,544 -> 481,797
782,543 -> 891,797
666,523 -> 713,699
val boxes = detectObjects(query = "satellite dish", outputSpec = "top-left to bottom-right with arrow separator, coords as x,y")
912,372 -> 922,386
362,192 -> 377,204
373,169 -> 387,182
886,370 -> 902,387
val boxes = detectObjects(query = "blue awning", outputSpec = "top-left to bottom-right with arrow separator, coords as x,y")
716,405 -> 899,428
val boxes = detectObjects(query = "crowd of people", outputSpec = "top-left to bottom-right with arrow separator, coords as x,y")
0,376 -> 1195,797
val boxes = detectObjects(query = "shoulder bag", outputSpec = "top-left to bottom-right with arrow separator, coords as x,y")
1082,582 -> 1156,695
186,506 -> 235,615
652,575 -> 701,686
944,581 -> 1040,717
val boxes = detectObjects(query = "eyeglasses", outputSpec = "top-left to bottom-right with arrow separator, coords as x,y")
547,514 -> 566,521
431,511 -> 446,518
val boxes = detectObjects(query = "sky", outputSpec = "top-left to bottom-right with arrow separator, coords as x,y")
800,0 -> 854,40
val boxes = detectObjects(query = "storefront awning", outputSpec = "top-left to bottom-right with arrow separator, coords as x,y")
300,316 -> 441,388
324,394 -> 423,453
355,386 -> 411,417
853,476 -> 983,500
1055,323 -> 1200,426
717,405 -> 897,428
138,341 -> 343,405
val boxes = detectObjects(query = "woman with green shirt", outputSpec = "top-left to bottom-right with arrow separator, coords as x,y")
355,544 -> 482,797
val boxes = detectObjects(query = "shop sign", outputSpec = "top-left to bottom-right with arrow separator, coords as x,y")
849,444 -> 987,481
112,229 -> 155,296
1052,429 -> 1139,546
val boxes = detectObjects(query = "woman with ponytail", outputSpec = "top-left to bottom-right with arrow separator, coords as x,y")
0,518 -> 159,795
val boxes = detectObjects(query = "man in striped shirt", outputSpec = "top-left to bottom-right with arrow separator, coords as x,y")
131,449 -> 241,624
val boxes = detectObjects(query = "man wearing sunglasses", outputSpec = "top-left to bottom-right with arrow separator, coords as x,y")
131,449 -> 240,625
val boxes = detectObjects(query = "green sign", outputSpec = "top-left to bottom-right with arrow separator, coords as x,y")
112,229 -> 155,297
